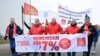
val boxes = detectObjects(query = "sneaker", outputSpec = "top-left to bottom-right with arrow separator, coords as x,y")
92,51 -> 96,54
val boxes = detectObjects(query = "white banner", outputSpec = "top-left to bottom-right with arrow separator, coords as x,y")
15,33 -> 88,52
58,5 -> 92,28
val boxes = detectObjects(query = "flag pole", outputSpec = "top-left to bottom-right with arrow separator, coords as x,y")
21,6 -> 24,34
29,0 -> 31,26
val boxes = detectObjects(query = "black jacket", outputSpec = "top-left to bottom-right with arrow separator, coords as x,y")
79,24 -> 97,38
4,24 -> 23,40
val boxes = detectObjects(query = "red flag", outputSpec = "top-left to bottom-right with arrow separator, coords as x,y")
24,3 -> 38,16
45,18 -> 49,25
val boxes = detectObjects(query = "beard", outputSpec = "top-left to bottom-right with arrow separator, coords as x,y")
71,23 -> 77,27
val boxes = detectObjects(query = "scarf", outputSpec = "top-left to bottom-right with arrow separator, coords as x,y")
84,25 -> 90,35
5,24 -> 17,38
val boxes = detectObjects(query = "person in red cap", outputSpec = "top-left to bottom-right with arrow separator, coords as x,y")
46,17 -> 62,56
65,19 -> 80,56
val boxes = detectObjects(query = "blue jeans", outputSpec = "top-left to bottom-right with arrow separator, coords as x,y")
91,41 -> 97,51
10,40 -> 17,56
67,52 -> 76,56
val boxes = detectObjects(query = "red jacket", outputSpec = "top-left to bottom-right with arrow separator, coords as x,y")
47,23 -> 62,34
65,26 -> 80,34
29,24 -> 45,35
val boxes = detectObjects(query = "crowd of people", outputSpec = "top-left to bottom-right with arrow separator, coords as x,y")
4,16 -> 100,56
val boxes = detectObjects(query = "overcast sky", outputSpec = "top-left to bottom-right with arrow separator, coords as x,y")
0,0 -> 100,35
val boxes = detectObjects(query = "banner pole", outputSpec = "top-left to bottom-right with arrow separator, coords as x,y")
21,6 -> 24,34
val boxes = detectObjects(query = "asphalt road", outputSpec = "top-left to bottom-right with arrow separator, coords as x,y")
0,38 -> 100,56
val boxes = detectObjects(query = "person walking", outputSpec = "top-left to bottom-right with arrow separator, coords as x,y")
4,18 -> 23,56
91,24 -> 100,54
46,18 -> 62,56
79,16 -> 97,56
28,18 -> 46,56
65,19 -> 80,56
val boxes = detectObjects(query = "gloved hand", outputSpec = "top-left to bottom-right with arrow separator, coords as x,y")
4,36 -> 8,40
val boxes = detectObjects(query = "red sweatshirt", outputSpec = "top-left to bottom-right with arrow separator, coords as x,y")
47,23 -> 62,34
29,24 -> 45,35
65,26 -> 80,34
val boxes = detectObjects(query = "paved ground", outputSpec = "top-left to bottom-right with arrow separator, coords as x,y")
0,38 -> 100,56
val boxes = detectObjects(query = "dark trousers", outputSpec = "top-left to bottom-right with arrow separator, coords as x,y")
67,52 -> 76,56
83,37 -> 93,56
41,52 -> 45,56
50,52 -> 60,56
25,52 -> 38,56
10,40 -> 17,56
26,52 -> 45,56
